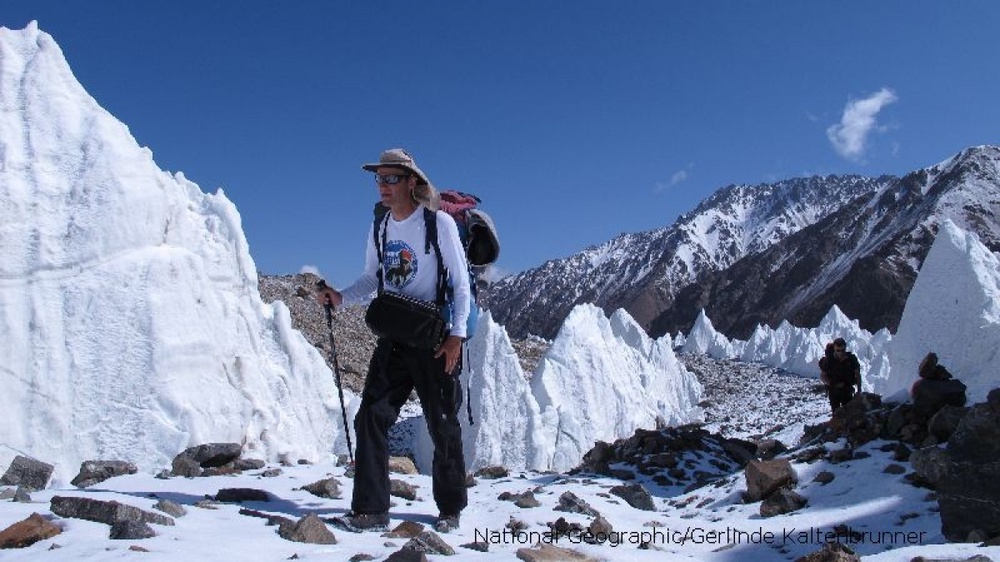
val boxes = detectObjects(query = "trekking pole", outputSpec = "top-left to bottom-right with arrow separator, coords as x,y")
316,279 -> 354,465
463,343 -> 474,426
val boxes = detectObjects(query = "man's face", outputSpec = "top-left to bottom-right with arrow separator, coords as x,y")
375,166 -> 413,207
834,345 -> 846,359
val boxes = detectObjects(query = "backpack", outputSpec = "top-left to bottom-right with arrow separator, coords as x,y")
373,190 -> 500,339
437,190 -> 500,270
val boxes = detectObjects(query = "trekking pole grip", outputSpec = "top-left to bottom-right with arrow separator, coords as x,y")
316,279 -> 334,324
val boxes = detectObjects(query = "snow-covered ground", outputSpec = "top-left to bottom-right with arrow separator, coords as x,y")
3,358 -> 998,561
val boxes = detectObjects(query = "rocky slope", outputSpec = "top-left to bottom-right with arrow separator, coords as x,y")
258,273 -> 554,388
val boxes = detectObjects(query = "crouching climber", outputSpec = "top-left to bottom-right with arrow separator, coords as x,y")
910,352 -> 967,417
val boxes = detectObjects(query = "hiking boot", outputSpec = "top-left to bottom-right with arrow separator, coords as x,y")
434,512 -> 460,533
329,511 -> 389,533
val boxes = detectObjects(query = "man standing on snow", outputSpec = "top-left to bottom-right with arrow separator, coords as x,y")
316,148 -> 470,533
818,337 -> 862,414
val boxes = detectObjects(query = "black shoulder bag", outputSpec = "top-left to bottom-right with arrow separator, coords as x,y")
364,208 -> 450,349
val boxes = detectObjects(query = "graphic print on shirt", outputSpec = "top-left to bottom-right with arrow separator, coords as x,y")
383,239 -> 419,289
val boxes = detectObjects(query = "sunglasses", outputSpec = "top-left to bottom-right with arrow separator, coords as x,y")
834,347 -> 846,352
375,173 -> 410,186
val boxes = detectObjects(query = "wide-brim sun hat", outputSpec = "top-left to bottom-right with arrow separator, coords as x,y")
362,148 -> 433,187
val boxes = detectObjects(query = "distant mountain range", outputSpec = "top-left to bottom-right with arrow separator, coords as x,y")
484,145 -> 1000,340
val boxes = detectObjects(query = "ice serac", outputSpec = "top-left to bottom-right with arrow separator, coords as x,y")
413,306 -> 702,474
460,311 -> 550,471
681,309 -> 739,358
531,304 -> 703,472
413,311 -> 549,473
735,305 -> 890,388
0,23 -> 351,483
885,220 -> 1000,402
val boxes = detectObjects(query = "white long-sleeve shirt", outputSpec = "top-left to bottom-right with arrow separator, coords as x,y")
340,206 -> 472,338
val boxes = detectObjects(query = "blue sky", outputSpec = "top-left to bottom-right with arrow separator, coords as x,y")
4,1 -> 999,287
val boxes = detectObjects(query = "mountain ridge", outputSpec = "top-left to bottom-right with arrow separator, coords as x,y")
486,145 -> 1000,340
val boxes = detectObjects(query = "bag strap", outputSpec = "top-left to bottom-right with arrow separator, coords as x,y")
423,207 -> 448,306
373,213 -> 389,294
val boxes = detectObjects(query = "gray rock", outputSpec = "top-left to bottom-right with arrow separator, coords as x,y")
515,544 -> 601,561
215,488 -> 270,503
238,507 -> 293,527
474,466 -> 510,479
754,439 -> 788,460
402,530 -> 455,555
828,448 -> 854,464
554,491 -> 599,517
390,479 -> 418,501
721,438 -> 757,466
609,483 -> 656,511
153,499 -> 186,518
109,520 -> 156,540
170,458 -> 202,478
233,458 -> 266,471
50,496 -> 175,527
388,457 -> 419,475
813,471 -> 835,485
385,548 -> 428,562
948,402 -> 1000,462
171,443 -> 242,476
911,395 -> 1000,542
0,488 -> 15,500
13,486 -> 32,503
278,513 -> 337,544
0,456 -> 54,491
586,515 -> 614,543
301,478 -> 342,499
883,463 -> 907,475
744,459 -> 796,503
71,461 -> 138,488
928,405 -> 969,443
760,488 -> 807,517
893,443 -> 912,462
384,520 -> 425,539
499,491 -> 541,509
513,492 -> 541,509
910,446 -> 952,485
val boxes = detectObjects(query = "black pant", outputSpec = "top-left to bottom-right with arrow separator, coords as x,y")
828,385 -> 856,413
351,339 -> 468,516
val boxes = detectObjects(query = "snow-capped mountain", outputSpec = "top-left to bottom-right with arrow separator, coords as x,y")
661,146 -> 1000,339
486,174 -> 896,338
487,146 -> 1000,340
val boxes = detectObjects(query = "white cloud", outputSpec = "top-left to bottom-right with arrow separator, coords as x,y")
482,264 -> 509,283
300,264 -> 321,276
826,88 -> 898,161
654,166 -> 692,193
